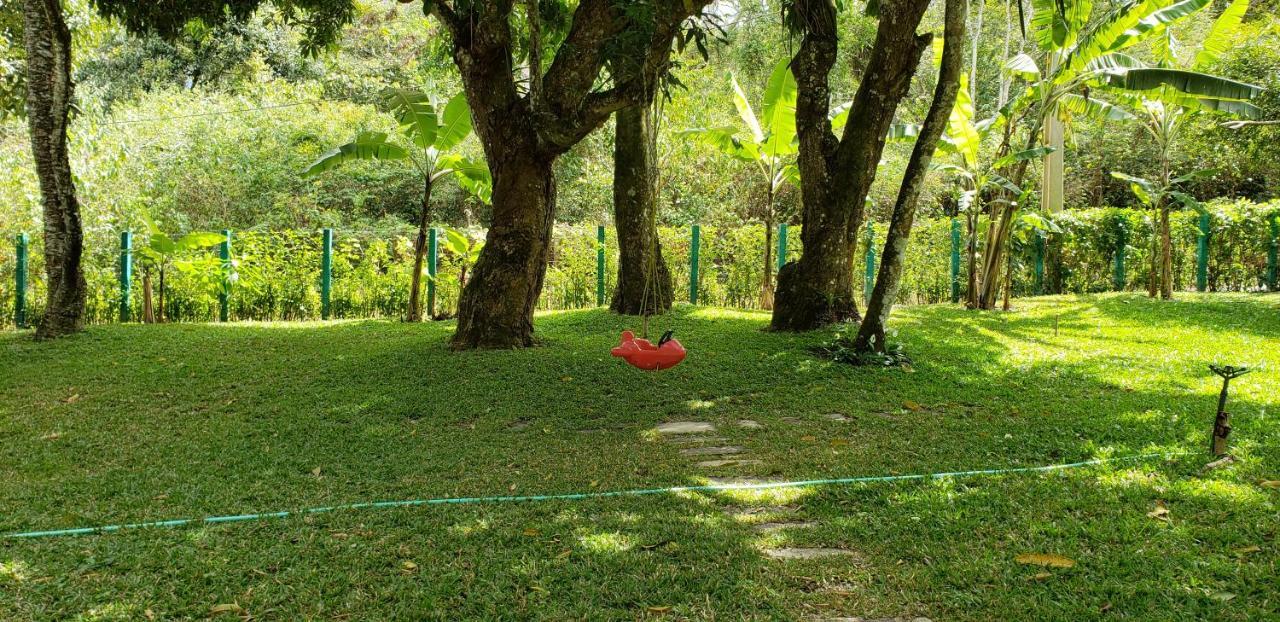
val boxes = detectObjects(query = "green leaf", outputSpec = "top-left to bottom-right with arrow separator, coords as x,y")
1110,68 -> 1262,101
1031,0 -> 1093,51
992,146 -> 1057,170
1059,93 -> 1136,122
384,88 -> 438,149
1106,0 -> 1211,54
681,126 -> 760,162
302,132 -> 409,177
1194,0 -> 1248,70
1170,191 -> 1206,214
761,59 -> 798,158
434,93 -> 472,152
174,231 -> 225,251
1171,168 -> 1216,184
730,73 -> 765,145
1111,171 -> 1157,205
442,227 -> 470,256
944,74 -> 980,168
1005,53 -> 1041,80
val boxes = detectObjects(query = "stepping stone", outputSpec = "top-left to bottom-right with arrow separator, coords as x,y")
697,459 -> 763,468
726,505 -> 798,517
655,421 -> 715,435
764,547 -> 857,560
824,413 -> 852,422
737,419 -> 764,430
508,420 -> 531,431
680,445 -> 744,457
669,435 -> 729,445
753,521 -> 819,532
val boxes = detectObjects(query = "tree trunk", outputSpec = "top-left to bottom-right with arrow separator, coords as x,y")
1148,221 -> 1159,297
976,122 -> 1041,309
965,209 -> 980,307
610,104 -> 672,315
771,0 -> 933,332
142,269 -> 155,323
25,0 -> 84,339
407,177 -> 434,322
761,198 -> 774,310
158,267 -> 166,323
451,150 -> 556,349
854,0 -> 967,353
1159,202 -> 1173,299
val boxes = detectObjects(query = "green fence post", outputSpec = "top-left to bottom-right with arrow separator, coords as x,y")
596,225 -> 606,307
1113,222 -> 1126,292
950,218 -> 961,303
320,228 -> 333,320
1033,233 -> 1045,295
119,231 -> 132,322
1267,214 -> 1278,292
1196,212 -> 1210,292
218,229 -> 231,322
776,222 -> 788,271
427,227 -> 438,319
864,221 -> 876,301
14,233 -> 27,328
689,225 -> 701,305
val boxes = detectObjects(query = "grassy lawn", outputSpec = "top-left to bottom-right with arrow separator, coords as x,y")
1,293 -> 1278,621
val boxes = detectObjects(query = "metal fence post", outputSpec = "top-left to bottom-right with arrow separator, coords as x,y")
120,231 -> 132,322
1196,212 -> 1211,292
15,233 -> 27,328
218,230 -> 231,322
864,221 -> 876,302
596,225 -> 606,307
321,228 -> 333,320
427,227 -> 438,319
776,222 -> 788,271
689,225 -> 701,305
1113,220 -> 1126,291
1267,214 -> 1278,292
950,218 -> 961,303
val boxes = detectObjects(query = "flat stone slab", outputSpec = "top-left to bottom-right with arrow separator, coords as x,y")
655,421 -> 716,435
669,435 -> 729,445
737,419 -> 764,429
680,445 -> 744,457
697,459 -> 764,468
753,521 -> 819,532
824,413 -> 852,422
764,547 -> 857,560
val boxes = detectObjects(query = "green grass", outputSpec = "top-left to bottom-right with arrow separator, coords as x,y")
1,293 -> 1278,621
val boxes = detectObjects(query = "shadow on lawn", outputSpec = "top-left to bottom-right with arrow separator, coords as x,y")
1,297 -> 1277,620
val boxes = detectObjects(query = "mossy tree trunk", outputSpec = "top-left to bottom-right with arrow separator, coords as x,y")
611,104 -> 672,315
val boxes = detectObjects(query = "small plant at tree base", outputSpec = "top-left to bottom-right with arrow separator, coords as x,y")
813,323 -> 912,368
437,226 -> 485,319
1208,364 -> 1250,457
137,214 -> 225,323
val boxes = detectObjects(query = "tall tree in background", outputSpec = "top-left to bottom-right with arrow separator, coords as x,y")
611,102 -> 673,315
855,0 -> 968,353
25,0 -> 85,339
771,0 -> 936,331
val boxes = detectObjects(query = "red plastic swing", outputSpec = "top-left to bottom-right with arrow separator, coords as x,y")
611,330 -> 686,371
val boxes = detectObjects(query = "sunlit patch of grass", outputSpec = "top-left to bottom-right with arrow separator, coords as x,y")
577,530 -> 634,554
0,559 -> 30,582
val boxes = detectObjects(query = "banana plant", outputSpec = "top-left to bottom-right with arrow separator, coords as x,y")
969,0 -> 1221,308
1097,0 -> 1261,299
136,214 -> 225,323
682,58 -> 799,309
438,226 -> 485,317
303,89 -> 491,322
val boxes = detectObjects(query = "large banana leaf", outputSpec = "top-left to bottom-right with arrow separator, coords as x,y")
384,88 -> 438,149
438,154 -> 493,205
730,73 -> 765,145
1109,68 -> 1262,101
1059,93 -> 1136,121
1031,0 -> 1093,51
434,93 -> 473,152
680,126 -> 761,162
1111,171 -> 1157,205
1104,0 -> 1211,56
761,59 -> 797,158
302,131 -> 409,177
944,74 -> 980,168
1005,53 -> 1041,80
992,146 -> 1057,170
174,231 -> 226,251
1083,52 -> 1146,76
1194,0 -> 1248,70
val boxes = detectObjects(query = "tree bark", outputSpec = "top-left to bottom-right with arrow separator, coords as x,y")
407,176 -> 434,322
771,0 -> 933,331
976,124 -> 1040,309
610,104 -> 672,315
761,198 -> 774,310
854,0 -> 967,353
25,0 -> 85,339
432,0 -> 709,349
142,269 -> 155,323
1159,203 -> 1173,299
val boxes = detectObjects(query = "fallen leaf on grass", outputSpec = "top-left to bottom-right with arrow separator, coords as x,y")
1234,545 -> 1261,556
646,606 -> 672,614
400,560 -> 418,573
522,528 -> 541,537
1259,480 -> 1279,489
1015,553 -> 1076,568
829,439 -> 849,448
1147,502 -> 1170,521
800,435 -> 817,442
1211,592 -> 1236,602
903,400 -> 924,412
64,394 -> 80,404
555,549 -> 571,559
311,467 -> 322,477
40,432 -> 62,441
209,603 -> 242,615
1031,572 -> 1053,581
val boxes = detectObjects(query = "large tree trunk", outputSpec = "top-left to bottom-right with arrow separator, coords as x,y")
771,0 -> 933,331
611,104 -> 672,315
452,149 -> 556,349
407,177 -> 434,322
854,0 -> 967,353
976,125 -> 1040,309
25,0 -> 85,339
